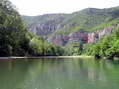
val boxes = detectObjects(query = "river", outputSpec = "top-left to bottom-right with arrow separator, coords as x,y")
0,58 -> 119,89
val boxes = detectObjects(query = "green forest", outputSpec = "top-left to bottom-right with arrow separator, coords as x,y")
0,0 -> 119,60
0,0 -> 65,56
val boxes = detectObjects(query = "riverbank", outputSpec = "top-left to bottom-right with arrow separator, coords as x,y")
0,56 -> 93,60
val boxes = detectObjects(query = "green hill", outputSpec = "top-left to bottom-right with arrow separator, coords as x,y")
22,6 -> 119,36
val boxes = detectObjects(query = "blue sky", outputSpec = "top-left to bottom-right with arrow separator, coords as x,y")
10,0 -> 119,16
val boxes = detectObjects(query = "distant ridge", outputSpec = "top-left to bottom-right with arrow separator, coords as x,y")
22,6 -> 119,45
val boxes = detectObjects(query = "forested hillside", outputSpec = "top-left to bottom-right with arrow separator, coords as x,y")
22,6 -> 119,46
22,6 -> 119,33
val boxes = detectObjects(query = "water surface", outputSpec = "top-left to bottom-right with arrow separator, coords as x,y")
0,58 -> 119,89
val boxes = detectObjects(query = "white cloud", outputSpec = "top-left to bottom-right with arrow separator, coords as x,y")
10,0 -> 119,16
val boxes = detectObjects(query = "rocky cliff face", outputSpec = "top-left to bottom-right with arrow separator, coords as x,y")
47,26 -> 114,45
28,21 -> 64,35
88,26 -> 113,43
23,14 -> 66,35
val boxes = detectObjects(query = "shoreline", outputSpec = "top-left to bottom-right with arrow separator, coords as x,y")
0,56 -> 93,60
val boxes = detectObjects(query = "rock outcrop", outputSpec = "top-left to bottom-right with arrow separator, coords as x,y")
47,26 -> 114,45
23,14 -> 66,35
88,26 -> 113,43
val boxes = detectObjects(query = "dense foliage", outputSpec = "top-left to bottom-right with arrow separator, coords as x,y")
84,26 -> 119,59
27,33 -> 65,56
64,41 -> 83,56
0,0 -> 31,56
0,0 -> 65,56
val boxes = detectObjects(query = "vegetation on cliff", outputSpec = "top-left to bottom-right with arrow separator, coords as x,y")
84,26 -> 119,59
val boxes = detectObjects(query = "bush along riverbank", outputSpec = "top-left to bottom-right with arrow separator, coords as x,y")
83,26 -> 119,60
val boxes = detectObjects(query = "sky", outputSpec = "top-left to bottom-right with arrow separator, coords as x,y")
9,0 -> 119,16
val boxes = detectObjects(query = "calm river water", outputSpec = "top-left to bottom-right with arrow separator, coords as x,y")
0,58 -> 119,89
